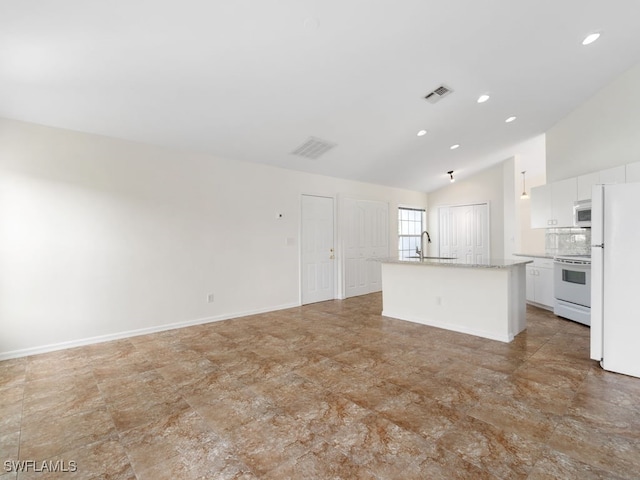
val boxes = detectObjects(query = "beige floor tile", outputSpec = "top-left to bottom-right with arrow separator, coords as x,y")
261,442 -> 378,480
408,446 -> 501,480
0,359 -> 26,389
16,438 -> 135,480
436,415 -> 546,479
226,413 -> 318,475
528,449 -> 627,480
19,407 -> 117,460
0,385 -> 24,433
374,390 -> 463,442
466,393 -> 561,443
2,294 -> 640,478
0,431 -> 20,465
547,416 -> 640,478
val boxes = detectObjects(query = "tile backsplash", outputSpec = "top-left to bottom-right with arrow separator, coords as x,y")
545,228 -> 591,256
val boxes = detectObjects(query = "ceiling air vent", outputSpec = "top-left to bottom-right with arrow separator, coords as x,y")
424,85 -> 453,104
291,136 -> 337,160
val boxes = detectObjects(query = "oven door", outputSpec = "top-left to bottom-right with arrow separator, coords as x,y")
554,260 -> 591,307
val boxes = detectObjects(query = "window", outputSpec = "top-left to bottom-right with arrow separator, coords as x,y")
398,207 -> 425,260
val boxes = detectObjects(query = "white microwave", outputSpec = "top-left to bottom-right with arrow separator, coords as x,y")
574,200 -> 592,227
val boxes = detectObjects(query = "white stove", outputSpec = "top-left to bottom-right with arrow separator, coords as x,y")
553,254 -> 591,325
554,254 -> 591,264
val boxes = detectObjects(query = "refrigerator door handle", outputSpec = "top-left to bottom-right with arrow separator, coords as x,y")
592,244 -> 604,248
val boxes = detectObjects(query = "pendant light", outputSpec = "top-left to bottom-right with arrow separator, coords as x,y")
520,171 -> 529,199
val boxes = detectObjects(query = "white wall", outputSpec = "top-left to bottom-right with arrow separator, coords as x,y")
427,135 -> 547,259
0,118 -> 427,358
427,162 -> 505,260
503,157 -> 517,259
546,62 -> 640,182
513,136 -> 546,255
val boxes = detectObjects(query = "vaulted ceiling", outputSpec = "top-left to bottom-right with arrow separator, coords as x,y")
2,0 -> 640,191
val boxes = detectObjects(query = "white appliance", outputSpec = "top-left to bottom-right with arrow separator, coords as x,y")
574,200 -> 592,227
590,183 -> 640,378
554,255 -> 591,326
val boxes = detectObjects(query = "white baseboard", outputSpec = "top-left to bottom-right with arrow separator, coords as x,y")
526,300 -> 554,312
381,309 -> 513,343
0,302 -> 300,361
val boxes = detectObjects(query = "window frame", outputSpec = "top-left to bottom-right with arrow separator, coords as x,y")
398,207 -> 426,260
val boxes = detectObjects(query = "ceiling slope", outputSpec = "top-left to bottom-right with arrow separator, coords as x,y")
2,0 -> 640,191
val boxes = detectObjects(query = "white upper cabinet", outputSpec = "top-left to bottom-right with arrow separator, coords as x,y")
534,164 -> 636,229
530,184 -> 551,229
531,177 -> 577,228
577,165 -> 626,200
626,161 -> 640,183
600,165 -> 626,184
552,177 -> 578,226
577,171 -> 599,200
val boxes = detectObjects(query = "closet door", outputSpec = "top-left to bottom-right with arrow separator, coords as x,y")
344,199 -> 389,298
438,203 -> 489,263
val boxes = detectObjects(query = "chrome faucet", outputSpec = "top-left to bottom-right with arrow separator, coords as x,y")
418,230 -> 432,260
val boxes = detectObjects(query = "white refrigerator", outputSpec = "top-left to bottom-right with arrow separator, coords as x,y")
590,183 -> 640,378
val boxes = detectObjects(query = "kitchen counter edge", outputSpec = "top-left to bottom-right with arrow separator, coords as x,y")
378,258 -> 532,269
513,253 -> 555,259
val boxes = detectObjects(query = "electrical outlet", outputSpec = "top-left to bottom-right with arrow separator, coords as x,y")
207,293 -> 215,303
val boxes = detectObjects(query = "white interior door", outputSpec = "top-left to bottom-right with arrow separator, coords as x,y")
344,199 -> 367,295
301,195 -> 335,304
460,205 -> 474,263
438,203 -> 489,262
472,204 -> 489,262
439,207 -> 451,257
343,199 -> 389,298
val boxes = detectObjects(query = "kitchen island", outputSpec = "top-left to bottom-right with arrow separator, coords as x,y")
381,258 -> 532,343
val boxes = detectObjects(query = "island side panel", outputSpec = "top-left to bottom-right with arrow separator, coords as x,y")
381,263 -> 521,342
508,264 -> 527,338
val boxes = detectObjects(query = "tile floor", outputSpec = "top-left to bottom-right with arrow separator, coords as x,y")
2,293 -> 640,479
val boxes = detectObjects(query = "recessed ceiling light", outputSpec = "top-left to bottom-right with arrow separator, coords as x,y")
582,32 -> 600,45
417,129 -> 427,137
505,116 -> 517,123
477,94 -> 490,103
450,144 -> 460,150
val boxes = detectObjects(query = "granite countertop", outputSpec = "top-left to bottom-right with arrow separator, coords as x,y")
513,253 -> 555,259
379,257 -> 532,269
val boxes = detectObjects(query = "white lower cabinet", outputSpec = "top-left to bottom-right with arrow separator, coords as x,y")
525,258 -> 554,309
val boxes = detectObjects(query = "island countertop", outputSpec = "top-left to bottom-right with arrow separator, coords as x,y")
513,252 -> 554,259
378,257 -> 532,269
